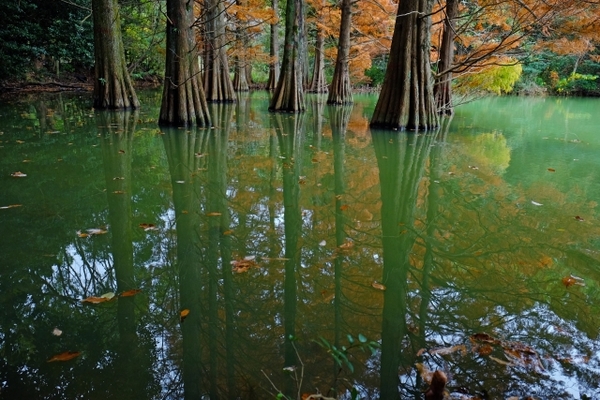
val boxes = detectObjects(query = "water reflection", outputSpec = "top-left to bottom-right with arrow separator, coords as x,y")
2,94 -> 600,399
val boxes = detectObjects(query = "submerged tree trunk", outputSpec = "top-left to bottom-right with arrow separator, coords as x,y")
203,0 -> 236,102
269,0 -> 305,111
370,0 -> 438,130
266,0 -> 280,91
308,27 -> 328,93
92,0 -> 139,109
434,0 -> 458,115
233,0 -> 250,93
159,0 -> 211,126
327,0 -> 353,104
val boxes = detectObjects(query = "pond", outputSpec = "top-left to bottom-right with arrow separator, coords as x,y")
1,91 -> 599,399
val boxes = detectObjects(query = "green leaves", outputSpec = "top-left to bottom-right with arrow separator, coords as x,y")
315,333 -> 380,374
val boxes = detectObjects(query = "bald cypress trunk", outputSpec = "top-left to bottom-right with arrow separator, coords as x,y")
203,0 -> 236,102
370,0 -> 438,130
233,0 -> 250,93
308,26 -> 328,93
92,0 -> 139,109
327,0 -> 353,104
434,0 -> 458,115
159,0 -> 211,126
266,0 -> 280,91
269,0 -> 305,111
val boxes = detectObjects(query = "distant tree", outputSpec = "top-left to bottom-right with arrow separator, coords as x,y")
266,0 -> 280,91
307,0 -> 328,93
159,0 -> 211,126
269,0 -> 305,111
434,0 -> 458,115
92,0 -> 139,109
203,0 -> 236,102
327,0 -> 353,104
370,0 -> 438,130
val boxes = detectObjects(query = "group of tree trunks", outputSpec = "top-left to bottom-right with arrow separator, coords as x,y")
93,0 -> 451,130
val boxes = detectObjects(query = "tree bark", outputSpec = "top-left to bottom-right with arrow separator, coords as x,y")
159,0 -> 211,126
308,26 -> 328,93
92,0 -> 139,109
203,0 -> 237,102
434,0 -> 458,115
327,0 -> 353,104
266,0 -> 280,91
370,0 -> 438,130
233,0 -> 250,93
269,0 -> 305,112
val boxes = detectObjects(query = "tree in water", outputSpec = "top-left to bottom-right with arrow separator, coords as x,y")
159,0 -> 211,126
203,0 -> 236,102
307,0 -> 328,93
269,0 -> 305,111
327,0 -> 353,104
92,0 -> 139,109
370,0 -> 439,130
434,0 -> 458,115
266,0 -> 280,91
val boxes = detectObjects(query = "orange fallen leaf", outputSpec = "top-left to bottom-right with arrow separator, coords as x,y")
372,281 -> 386,291
222,229 -> 234,235
338,241 -> 353,250
48,351 -> 81,362
180,309 -> 190,322
120,289 -> 142,297
81,296 -> 111,304
11,171 -> 27,178
206,212 -> 222,216
547,168 -> 555,172
340,204 -> 349,211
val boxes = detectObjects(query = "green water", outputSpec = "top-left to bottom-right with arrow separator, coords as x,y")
1,92 -> 599,399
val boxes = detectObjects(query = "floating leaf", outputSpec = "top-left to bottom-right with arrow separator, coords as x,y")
0,204 -> 22,210
120,289 -> 142,297
339,241 -> 353,250
429,344 -> 467,356
358,334 -> 367,343
340,204 -> 349,211
48,351 -> 80,362
139,223 -> 158,231
319,240 -> 326,247
81,296 -> 111,304
372,281 -> 386,291
86,228 -> 108,236
547,168 -> 555,172
206,212 -> 222,216
575,215 -> 584,221
118,149 -> 125,154
175,180 -> 185,184
52,328 -> 63,336
194,152 -> 205,157
489,355 -> 513,366
562,275 -> 585,288
76,231 -> 89,238
468,165 -> 479,170
11,171 -> 27,178
231,258 -> 258,273
222,229 -> 234,235
112,190 -> 125,194
531,201 -> 543,206
180,309 -> 190,322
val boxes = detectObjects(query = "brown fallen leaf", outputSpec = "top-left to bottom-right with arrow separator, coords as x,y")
222,229 -> 234,235
372,281 -> 386,291
338,241 -> 353,250
112,190 -> 126,194
562,275 -> 585,288
81,296 -> 111,304
206,212 -> 222,216
574,215 -> 584,221
120,289 -> 142,297
548,168 -> 555,172
118,149 -> 125,154
11,171 -> 27,178
340,204 -> 350,211
0,204 -> 22,210
139,223 -> 158,231
48,351 -> 81,362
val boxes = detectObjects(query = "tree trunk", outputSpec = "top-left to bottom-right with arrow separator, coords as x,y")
370,0 -> 438,130
327,0 -> 353,104
308,27 -> 328,93
159,0 -> 211,126
434,0 -> 458,115
269,0 -> 305,112
266,0 -> 280,91
92,0 -> 139,109
203,0 -> 236,102
233,1 -> 250,93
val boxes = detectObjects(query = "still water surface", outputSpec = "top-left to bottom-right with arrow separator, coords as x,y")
1,92 -> 599,399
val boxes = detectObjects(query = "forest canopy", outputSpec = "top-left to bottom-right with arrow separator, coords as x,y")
1,0 -> 600,97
